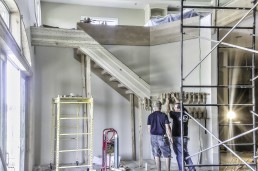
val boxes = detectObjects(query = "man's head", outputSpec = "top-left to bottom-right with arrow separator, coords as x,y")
153,101 -> 162,111
174,103 -> 181,112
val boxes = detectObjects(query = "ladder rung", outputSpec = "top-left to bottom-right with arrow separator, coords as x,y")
54,138 -> 77,140
58,102 -> 92,104
186,163 -> 256,167
226,143 -> 254,146
183,85 -> 253,88
219,123 -> 254,126
183,25 -> 254,29
60,117 -> 88,120
184,104 -> 254,106
58,149 -> 91,153
60,133 -> 91,136
219,46 -> 253,49
59,164 -> 91,169
183,5 -> 251,10
219,66 -> 253,68
55,126 -> 79,129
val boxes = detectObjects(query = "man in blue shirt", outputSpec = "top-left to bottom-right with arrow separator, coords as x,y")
147,101 -> 173,171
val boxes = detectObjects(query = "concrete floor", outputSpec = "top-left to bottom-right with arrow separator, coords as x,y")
219,151 -> 255,171
34,152 -> 255,171
94,152 -> 255,171
94,159 -> 210,171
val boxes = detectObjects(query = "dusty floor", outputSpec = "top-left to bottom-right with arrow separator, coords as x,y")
34,152 -> 256,171
219,151 -> 255,171
94,159 -> 210,171
99,152 -> 256,171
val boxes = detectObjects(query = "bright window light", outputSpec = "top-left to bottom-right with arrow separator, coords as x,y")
0,1 -> 9,28
6,60 -> 21,171
227,111 -> 236,119
8,54 -> 26,71
81,16 -> 118,25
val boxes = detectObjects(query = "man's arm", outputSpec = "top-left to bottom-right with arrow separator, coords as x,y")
148,125 -> 151,134
165,124 -> 173,144
166,96 -> 171,114
172,93 -> 180,103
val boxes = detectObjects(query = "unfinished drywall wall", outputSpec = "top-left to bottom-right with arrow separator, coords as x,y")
41,1 -> 145,28
36,3 -> 219,168
15,0 -> 37,26
34,46 -> 150,165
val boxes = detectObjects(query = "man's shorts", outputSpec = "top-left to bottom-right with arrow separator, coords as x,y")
151,134 -> 171,158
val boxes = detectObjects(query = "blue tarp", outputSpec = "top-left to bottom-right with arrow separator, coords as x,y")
145,9 -> 200,26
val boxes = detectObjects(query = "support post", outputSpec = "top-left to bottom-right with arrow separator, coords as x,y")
130,94 -> 136,160
180,0 -> 185,170
251,0 -> 257,169
86,55 -> 91,166
81,53 -> 91,164
86,55 -> 91,98
138,97 -> 143,167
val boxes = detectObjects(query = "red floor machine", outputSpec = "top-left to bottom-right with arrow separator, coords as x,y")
101,128 -> 126,171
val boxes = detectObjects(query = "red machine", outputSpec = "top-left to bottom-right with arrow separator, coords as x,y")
101,128 -> 119,171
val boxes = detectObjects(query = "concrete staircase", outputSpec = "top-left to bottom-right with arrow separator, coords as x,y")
31,27 -> 150,101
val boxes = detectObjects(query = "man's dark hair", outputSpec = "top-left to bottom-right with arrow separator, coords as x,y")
175,103 -> 188,112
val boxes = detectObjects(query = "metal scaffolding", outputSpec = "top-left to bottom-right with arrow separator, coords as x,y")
50,96 -> 93,171
180,0 -> 258,170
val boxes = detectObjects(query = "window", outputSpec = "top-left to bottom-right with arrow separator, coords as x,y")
21,21 -> 32,66
6,60 -> 25,171
0,55 -> 6,163
0,1 -> 9,28
81,16 -> 118,25
34,0 -> 41,26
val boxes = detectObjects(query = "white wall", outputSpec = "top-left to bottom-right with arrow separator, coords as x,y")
33,2 -> 149,167
34,46 -> 143,165
41,2 -> 145,28
15,0 -> 37,27
32,42 -> 219,167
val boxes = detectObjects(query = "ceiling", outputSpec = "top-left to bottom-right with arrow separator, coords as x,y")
40,0 -> 229,9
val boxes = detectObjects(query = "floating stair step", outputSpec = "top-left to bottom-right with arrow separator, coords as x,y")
118,84 -> 127,88
93,63 -> 101,69
125,90 -> 134,94
101,70 -> 109,75
109,77 -> 118,82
